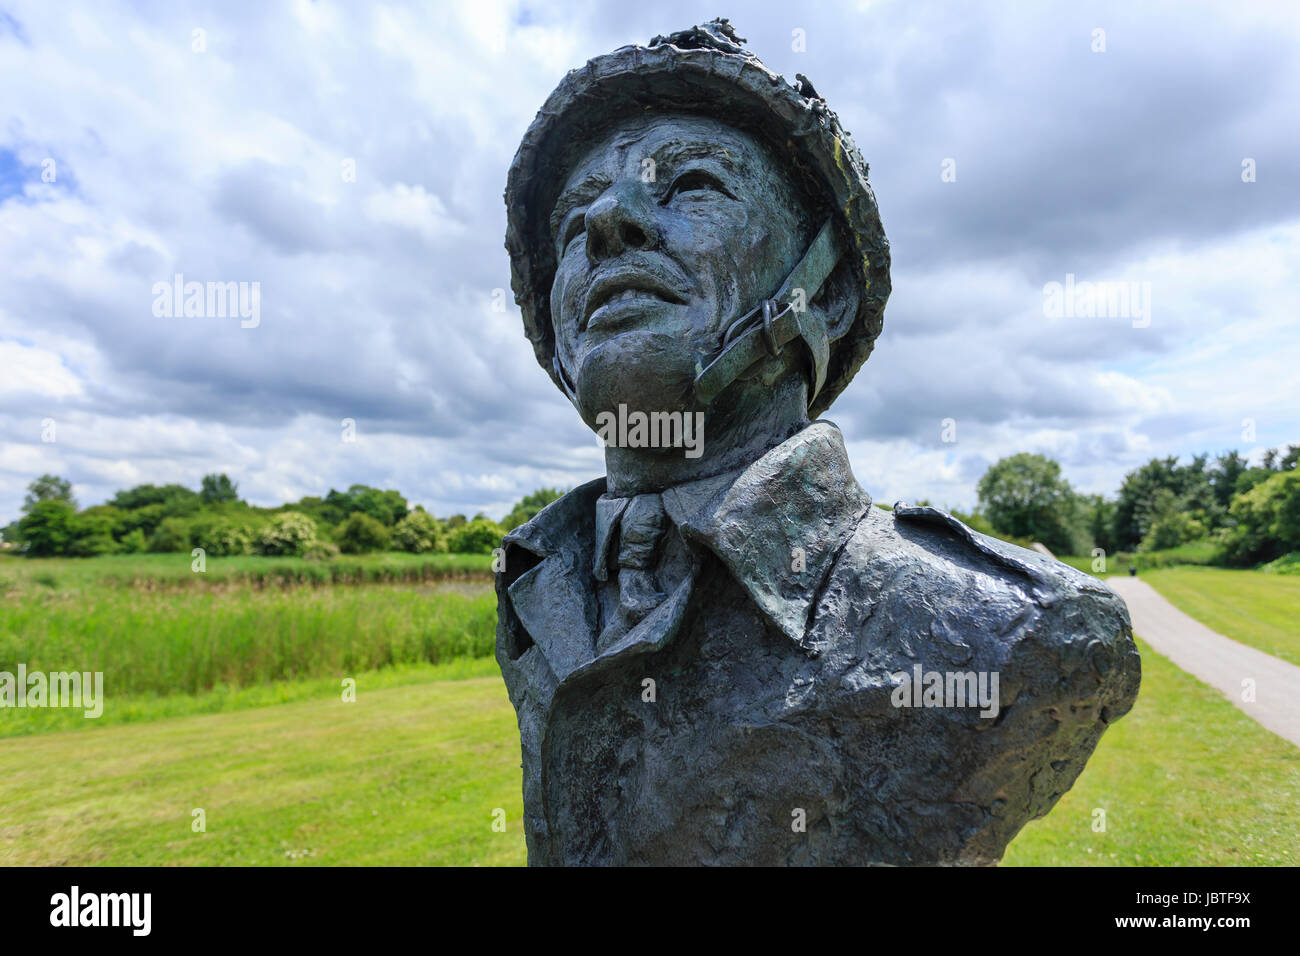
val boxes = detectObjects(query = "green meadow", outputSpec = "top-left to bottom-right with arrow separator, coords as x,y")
1136,566 -> 1300,667
0,658 -> 524,866
0,553 -> 1296,865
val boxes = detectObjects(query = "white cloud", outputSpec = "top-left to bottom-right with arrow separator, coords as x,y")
0,341 -> 83,399
364,183 -> 463,240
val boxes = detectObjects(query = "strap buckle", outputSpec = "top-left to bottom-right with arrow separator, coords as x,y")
760,299 -> 783,357
721,298 -> 790,353
694,218 -> 842,406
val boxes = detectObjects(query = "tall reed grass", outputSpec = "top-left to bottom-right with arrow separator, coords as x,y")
0,583 -> 496,697
0,551 -> 492,592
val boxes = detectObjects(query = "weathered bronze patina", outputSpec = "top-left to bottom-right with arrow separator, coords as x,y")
497,18 -> 1140,866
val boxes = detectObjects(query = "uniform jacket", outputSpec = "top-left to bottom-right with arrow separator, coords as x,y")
496,421 -> 1141,865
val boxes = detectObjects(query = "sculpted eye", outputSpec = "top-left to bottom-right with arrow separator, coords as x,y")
665,169 -> 735,202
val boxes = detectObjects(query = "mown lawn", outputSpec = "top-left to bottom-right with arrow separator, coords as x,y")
1137,566 -> 1300,667
1003,636 -> 1300,865
0,659 -> 525,866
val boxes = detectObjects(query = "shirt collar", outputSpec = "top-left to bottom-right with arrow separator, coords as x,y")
662,420 -> 871,650
505,421 -> 871,665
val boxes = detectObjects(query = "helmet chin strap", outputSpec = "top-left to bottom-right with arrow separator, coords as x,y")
693,218 -> 841,408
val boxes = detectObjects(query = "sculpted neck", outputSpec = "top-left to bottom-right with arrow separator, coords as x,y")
601,374 -> 810,497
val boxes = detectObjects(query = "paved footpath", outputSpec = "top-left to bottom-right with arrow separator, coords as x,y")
1105,576 -> 1300,747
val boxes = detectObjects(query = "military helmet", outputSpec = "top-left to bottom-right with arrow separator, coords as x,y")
503,18 -> 890,417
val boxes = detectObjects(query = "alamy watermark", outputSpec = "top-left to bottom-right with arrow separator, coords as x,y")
152,273 -> 260,328
1043,273 -> 1151,328
0,664 -> 103,718
50,886 -> 150,936
595,403 -> 705,459
891,664 -> 1000,718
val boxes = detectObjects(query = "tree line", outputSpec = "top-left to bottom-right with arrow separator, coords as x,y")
973,444 -> 1299,564
5,443 -> 1297,567
1,475 -> 564,559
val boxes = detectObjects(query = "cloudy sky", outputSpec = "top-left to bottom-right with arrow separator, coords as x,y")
2,0 -> 1298,523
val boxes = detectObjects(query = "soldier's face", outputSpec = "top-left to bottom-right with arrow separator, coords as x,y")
549,114 -> 806,429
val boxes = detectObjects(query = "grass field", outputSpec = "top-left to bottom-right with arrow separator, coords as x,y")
1137,566 -> 1300,667
0,658 -> 525,866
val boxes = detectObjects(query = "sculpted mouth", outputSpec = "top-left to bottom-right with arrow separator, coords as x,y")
582,271 -> 689,329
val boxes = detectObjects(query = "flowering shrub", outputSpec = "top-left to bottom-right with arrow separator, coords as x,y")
257,512 -> 319,556
191,517 -> 254,557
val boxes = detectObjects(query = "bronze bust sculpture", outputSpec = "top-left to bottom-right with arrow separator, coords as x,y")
496,19 -> 1140,865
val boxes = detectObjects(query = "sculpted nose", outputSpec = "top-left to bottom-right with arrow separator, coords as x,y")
585,183 -> 658,262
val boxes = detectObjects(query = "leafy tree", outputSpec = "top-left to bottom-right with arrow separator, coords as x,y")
109,483 -> 200,514
359,487 -> 407,526
68,505 -> 121,557
1236,467 -> 1277,497
337,512 -> 392,554
199,473 -> 240,504
392,511 -> 448,553
149,517 -> 192,553
1080,493 -> 1118,556
975,453 -> 1089,555
447,517 -> 504,555
16,499 -> 78,556
320,485 -> 408,526
119,528 -> 147,554
444,514 -> 467,530
289,496 -> 339,527
1138,489 -> 1205,552
109,484 -> 166,510
1176,453 -> 1219,527
23,474 -> 75,512
1255,443 -> 1300,474
1219,470 -> 1300,565
1113,457 -> 1174,549
1112,455 -> 1217,550
116,503 -> 169,539
1210,451 -> 1249,511
319,489 -> 355,526
502,488 -> 565,531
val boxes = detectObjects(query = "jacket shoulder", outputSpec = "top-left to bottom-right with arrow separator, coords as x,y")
816,503 -> 1134,662
887,503 -> 1117,603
